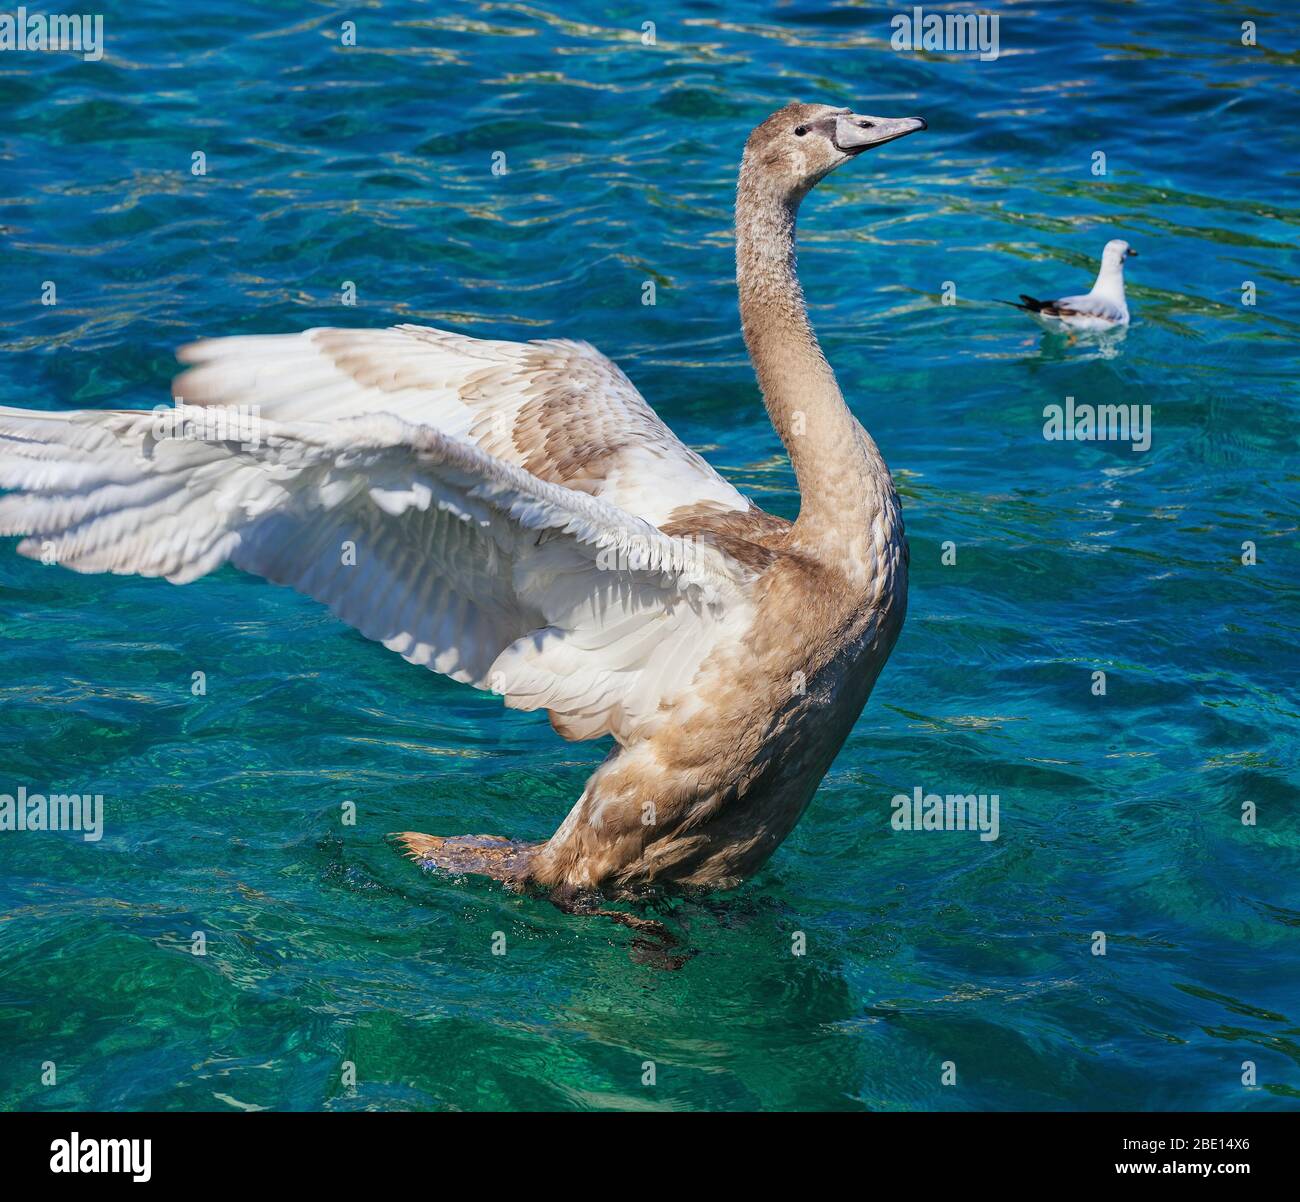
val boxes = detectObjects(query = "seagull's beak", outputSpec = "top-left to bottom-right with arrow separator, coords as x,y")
1125,248 -> 1139,260
833,113 -> 927,155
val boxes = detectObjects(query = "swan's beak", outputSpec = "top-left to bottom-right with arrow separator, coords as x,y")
834,113 -> 927,155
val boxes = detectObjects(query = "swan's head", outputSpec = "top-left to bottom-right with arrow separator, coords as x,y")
1102,239 -> 1138,268
741,101 -> 926,204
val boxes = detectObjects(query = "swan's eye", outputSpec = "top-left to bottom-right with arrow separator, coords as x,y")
794,125 -> 807,137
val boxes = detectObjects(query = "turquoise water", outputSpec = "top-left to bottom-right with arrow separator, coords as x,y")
1,0 -> 1298,1112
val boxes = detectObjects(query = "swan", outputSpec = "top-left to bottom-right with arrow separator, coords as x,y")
0,102 -> 925,903
1004,239 -> 1137,329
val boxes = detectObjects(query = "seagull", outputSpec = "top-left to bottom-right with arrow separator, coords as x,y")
1003,239 -> 1137,330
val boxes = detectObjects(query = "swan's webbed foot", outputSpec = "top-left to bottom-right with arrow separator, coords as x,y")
555,891 -> 695,971
393,834 -> 693,968
392,831 -> 535,888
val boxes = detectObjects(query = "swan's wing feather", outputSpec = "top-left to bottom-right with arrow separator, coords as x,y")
0,408 -> 757,745
173,325 -> 750,527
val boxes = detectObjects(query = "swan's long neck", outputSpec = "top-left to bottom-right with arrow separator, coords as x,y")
735,176 -> 898,562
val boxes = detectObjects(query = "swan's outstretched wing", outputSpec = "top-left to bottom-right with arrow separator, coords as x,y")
0,408 -> 759,746
173,325 -> 750,527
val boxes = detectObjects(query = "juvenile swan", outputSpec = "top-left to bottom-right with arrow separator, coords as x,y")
1005,239 -> 1137,330
0,103 -> 925,900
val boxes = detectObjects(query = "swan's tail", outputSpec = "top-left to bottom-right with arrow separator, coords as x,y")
392,832 -> 538,886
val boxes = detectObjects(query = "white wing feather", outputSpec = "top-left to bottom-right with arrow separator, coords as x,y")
0,407 -> 755,746
173,325 -> 749,527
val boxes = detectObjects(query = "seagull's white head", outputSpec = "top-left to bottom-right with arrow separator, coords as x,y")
1102,239 -> 1138,269
740,102 -> 927,205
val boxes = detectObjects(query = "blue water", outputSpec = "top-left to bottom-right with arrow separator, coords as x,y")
1,0 -> 1298,1111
